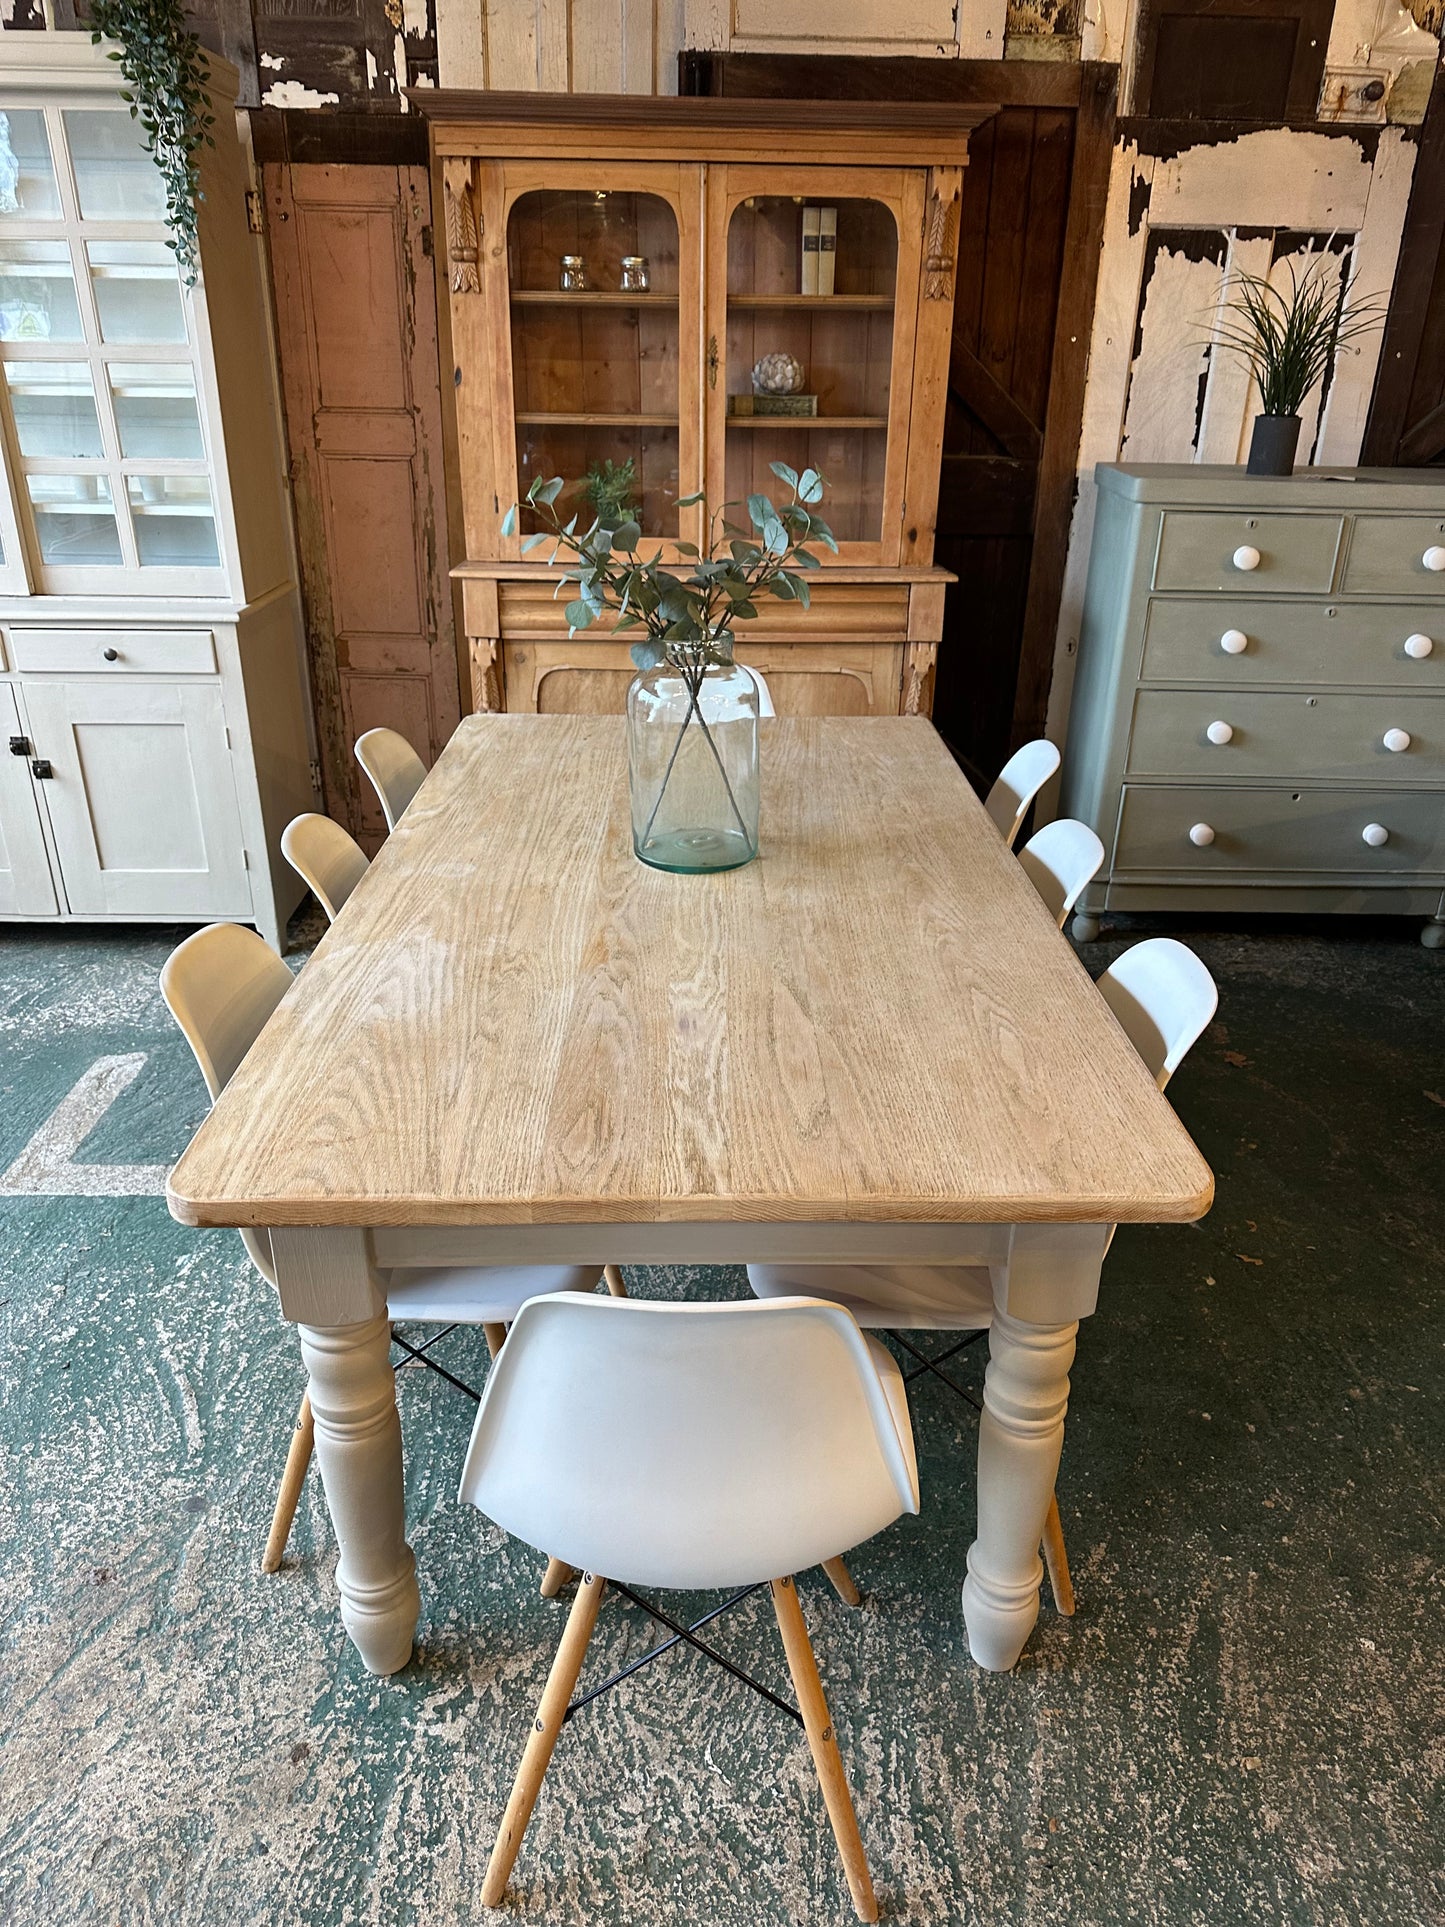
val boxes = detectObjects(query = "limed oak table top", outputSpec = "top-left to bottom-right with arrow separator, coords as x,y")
167,716 -> 1213,1231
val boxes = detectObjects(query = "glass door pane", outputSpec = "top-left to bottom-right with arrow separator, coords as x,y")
63,111 -> 168,221
507,188 -> 680,539
725,197 -> 897,546
125,474 -> 218,566
0,241 -> 83,343
0,110 -> 61,219
5,361 -> 104,456
109,363 -> 204,458
27,473 -> 121,564
87,242 -> 187,344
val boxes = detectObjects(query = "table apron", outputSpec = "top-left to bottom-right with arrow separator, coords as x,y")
267,1220 -> 1112,1326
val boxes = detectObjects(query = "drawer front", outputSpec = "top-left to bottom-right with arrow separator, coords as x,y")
1115,785 -> 1445,877
1340,513 -> 1445,596
1153,512 -> 1343,594
502,640 -> 904,717
1127,688 -> 1445,783
1140,599 -> 1445,688
7,628 -> 216,674
497,580 -> 911,643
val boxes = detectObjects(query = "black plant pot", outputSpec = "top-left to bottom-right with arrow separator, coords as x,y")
1247,413 -> 1302,476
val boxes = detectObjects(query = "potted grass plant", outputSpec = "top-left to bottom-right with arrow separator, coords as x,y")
503,463 -> 834,873
1211,253 -> 1387,476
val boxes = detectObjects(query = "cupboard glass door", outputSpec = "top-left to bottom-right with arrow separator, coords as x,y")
707,169 -> 923,565
0,102 -> 222,593
501,168 -> 701,558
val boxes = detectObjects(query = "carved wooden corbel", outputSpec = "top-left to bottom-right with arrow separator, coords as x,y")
469,636 -> 503,712
923,187 -> 959,302
903,641 -> 939,716
444,160 -> 482,295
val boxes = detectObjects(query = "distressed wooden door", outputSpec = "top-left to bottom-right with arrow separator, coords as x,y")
263,164 -> 460,848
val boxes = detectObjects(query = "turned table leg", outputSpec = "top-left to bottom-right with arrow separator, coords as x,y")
962,1304 -> 1077,1672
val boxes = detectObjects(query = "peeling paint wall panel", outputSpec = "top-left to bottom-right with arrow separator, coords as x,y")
1119,230 -> 1225,464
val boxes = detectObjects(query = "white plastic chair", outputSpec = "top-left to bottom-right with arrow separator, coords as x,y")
748,936 -> 1218,1619
354,727 -> 428,832
1018,817 -> 1105,928
281,812 -> 370,924
984,738 -> 1061,847
745,664 -> 776,717
460,1292 -> 918,1919
161,921 -> 609,1575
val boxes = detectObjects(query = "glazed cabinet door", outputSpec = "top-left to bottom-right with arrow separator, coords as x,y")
457,159 -> 705,563
21,677 -> 250,919
0,685 -> 58,915
703,165 -> 934,565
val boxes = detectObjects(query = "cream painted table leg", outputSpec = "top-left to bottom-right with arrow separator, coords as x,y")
962,1223 -> 1105,1673
273,1228 -> 420,1676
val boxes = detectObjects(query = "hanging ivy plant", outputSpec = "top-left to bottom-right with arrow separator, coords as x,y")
88,0 -> 215,285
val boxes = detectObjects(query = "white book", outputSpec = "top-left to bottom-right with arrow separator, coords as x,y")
818,206 -> 837,298
801,206 -> 821,297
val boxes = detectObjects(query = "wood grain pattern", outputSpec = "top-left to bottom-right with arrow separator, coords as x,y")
167,716 -> 1213,1230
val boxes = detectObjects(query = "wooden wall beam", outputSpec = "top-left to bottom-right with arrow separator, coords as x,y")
1361,66 -> 1445,466
680,49 -> 1085,106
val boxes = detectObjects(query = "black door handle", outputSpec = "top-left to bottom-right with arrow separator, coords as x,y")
8,734 -> 30,757
31,758 -> 53,779
103,646 -> 119,662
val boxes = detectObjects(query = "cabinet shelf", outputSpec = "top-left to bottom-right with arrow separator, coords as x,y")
728,294 -> 895,310
516,411 -> 678,427
726,415 -> 888,430
511,291 -> 677,307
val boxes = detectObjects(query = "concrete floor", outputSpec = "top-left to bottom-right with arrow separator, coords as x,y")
0,914 -> 1440,1926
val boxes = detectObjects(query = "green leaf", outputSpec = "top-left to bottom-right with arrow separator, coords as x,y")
731,602 -> 759,620
631,640 -> 665,670
798,467 -> 824,504
770,576 -> 796,600
535,476 -> 565,507
788,572 -> 810,609
746,492 -> 775,532
673,540 -> 700,557
564,599 -> 597,632
676,489 -> 707,507
520,531 -> 550,553
768,461 -> 799,490
608,520 -> 642,552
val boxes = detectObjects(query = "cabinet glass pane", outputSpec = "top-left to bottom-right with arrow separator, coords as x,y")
0,110 -> 61,219
63,111 -> 167,222
508,189 -> 681,538
28,473 -> 121,563
109,362 -> 203,458
726,198 -> 896,545
126,474 -> 219,566
5,360 -> 103,457
0,241 -> 82,343
87,242 -> 185,344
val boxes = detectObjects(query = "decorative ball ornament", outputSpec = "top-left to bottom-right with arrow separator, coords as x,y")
752,352 -> 806,396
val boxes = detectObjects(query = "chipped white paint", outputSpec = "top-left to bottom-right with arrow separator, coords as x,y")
259,80 -> 342,109
1120,240 -> 1226,466
259,52 -> 285,70
1317,128 -> 1418,461
0,1054 -> 169,1197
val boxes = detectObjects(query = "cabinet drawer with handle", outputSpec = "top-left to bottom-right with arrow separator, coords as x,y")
1340,515 -> 1445,595
1126,688 -> 1445,782
1153,512 -> 1343,594
1140,600 -> 1445,687
6,628 -> 217,675
1114,785 -> 1445,877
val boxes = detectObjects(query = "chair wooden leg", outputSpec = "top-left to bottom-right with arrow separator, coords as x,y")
821,1556 -> 862,1608
769,1576 -> 878,1924
603,1264 -> 628,1297
261,1388 -> 315,1574
1041,1491 -> 1075,1617
540,1556 -> 575,1598
483,1322 -> 507,1360
483,1571 -> 606,1907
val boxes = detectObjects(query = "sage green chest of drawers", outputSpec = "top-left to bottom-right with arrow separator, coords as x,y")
1060,465 -> 1445,948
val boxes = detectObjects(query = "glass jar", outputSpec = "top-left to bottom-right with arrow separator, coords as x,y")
627,638 -> 759,873
559,254 -> 587,291
620,254 -> 650,293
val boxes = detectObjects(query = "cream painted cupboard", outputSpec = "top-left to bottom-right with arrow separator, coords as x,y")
0,37 -> 313,949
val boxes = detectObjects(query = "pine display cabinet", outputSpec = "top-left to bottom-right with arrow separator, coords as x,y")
414,93 -> 995,719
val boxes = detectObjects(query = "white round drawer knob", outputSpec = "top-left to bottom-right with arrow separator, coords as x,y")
1232,544 -> 1261,572
1206,719 -> 1234,745
1422,545 -> 1445,573
1405,633 -> 1434,659
1220,628 -> 1249,655
1383,728 -> 1411,753
1189,822 -> 1216,847
1362,822 -> 1389,848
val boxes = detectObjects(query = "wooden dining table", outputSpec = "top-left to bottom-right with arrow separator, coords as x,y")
167,714 -> 1213,1678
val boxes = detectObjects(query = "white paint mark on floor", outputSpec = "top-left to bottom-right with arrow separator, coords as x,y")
0,1053 -> 170,1196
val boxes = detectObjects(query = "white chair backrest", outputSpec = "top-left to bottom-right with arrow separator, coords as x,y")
985,738 -> 1061,847
160,921 -> 293,1285
745,665 -> 776,717
1097,937 -> 1218,1091
281,812 -> 370,924
460,1295 -> 919,1591
1018,817 -> 1104,928
354,727 -> 428,832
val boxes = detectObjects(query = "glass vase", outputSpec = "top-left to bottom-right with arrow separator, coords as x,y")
627,639 -> 760,873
